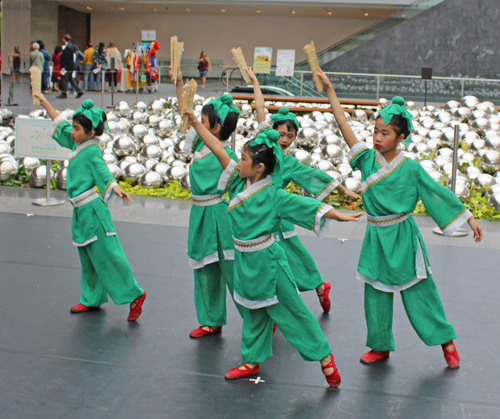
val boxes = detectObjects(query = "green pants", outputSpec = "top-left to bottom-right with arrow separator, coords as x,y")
193,231 -> 244,327
277,233 -> 324,292
241,264 -> 331,363
364,275 -> 456,352
77,223 -> 144,307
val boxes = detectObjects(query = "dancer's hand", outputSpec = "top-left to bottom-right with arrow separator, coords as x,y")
168,65 -> 182,84
337,184 -> 361,200
113,186 -> 132,204
183,109 -> 198,125
468,216 -> 483,242
245,67 -> 258,83
33,92 -> 47,105
316,68 -> 333,91
326,209 -> 364,222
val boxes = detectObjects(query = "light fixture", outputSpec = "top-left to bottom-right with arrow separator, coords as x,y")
256,10 -> 260,13
221,9 -> 225,12
153,8 -> 157,11
327,11 -> 332,15
186,8 -> 191,12
119,7 -> 124,11
86,6 -> 92,10
364,12 -> 369,16
402,14 -> 406,17
291,10 -> 296,14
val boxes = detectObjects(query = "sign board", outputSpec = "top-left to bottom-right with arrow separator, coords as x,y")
141,30 -> 156,42
276,49 -> 295,77
15,118 -> 69,160
253,47 -> 272,74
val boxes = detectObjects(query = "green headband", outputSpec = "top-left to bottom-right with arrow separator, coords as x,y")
206,93 -> 240,126
378,96 -> 413,150
74,99 -> 108,131
270,107 -> 299,129
250,128 -> 283,185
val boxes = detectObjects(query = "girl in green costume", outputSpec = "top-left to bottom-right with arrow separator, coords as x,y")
34,94 -> 147,321
245,67 -> 361,313
184,107 -> 362,387
170,67 -> 244,338
315,68 -> 483,368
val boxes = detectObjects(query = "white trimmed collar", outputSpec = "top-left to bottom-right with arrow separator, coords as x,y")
360,152 -> 406,193
68,139 -> 100,160
193,140 -> 232,161
228,176 -> 272,210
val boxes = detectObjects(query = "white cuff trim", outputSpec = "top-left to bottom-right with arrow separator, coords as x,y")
252,121 -> 271,139
282,229 -> 298,239
103,181 -> 118,204
72,236 -> 98,247
314,204 -> 333,238
106,232 -> 116,236
315,179 -> 339,202
347,141 -> 368,163
223,249 -> 235,261
217,159 -> 238,191
234,292 -> 279,309
48,115 -> 66,138
183,127 -> 197,154
441,209 -> 472,237
357,271 -> 426,292
189,251 -> 219,269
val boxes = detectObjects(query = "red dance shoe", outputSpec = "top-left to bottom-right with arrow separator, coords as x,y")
189,326 -> 222,338
321,354 -> 341,388
225,363 -> 260,380
128,291 -> 147,321
442,341 -> 460,369
70,303 -> 100,313
318,282 -> 332,314
272,323 -> 277,336
360,350 -> 390,364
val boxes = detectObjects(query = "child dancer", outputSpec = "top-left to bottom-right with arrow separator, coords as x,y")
171,67 -> 243,338
34,94 -> 146,321
316,69 -> 483,368
245,68 -> 360,313
185,106 -> 362,387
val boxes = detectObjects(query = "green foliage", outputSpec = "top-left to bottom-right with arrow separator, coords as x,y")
0,167 -> 30,187
118,180 -> 192,199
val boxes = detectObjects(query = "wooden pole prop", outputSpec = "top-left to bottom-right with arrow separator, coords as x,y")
170,36 -> 184,85
30,66 -> 42,105
179,79 -> 198,134
303,41 -> 323,93
231,47 -> 252,85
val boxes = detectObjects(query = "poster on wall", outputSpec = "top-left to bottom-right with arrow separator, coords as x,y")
276,49 -> 295,76
253,47 -> 272,74
141,30 -> 156,42
15,119 -> 69,160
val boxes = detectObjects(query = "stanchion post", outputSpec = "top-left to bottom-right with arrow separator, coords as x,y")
136,69 -> 139,103
158,67 -> 161,100
376,76 -> 380,100
101,68 -> 105,109
461,79 -> 465,98
231,131 -> 236,152
32,159 -> 65,206
300,73 -> 304,97
226,69 -> 229,92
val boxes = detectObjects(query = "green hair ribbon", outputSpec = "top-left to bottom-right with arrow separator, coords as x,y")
250,128 -> 283,185
270,107 -> 299,129
206,93 -> 240,126
73,99 -> 109,132
378,96 -> 413,150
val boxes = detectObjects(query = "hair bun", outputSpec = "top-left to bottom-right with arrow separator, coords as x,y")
81,99 -> 94,110
278,106 -> 289,115
392,96 -> 405,106
220,94 -> 233,105
267,129 -> 281,143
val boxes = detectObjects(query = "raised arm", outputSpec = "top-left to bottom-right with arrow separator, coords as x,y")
169,65 -> 184,112
184,109 -> 232,169
245,67 -> 266,124
33,93 -> 60,120
317,68 -> 358,149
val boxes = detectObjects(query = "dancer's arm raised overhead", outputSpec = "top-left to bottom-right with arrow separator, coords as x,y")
245,67 -> 266,124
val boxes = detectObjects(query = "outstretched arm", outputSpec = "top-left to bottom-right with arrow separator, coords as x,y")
468,216 -> 483,242
169,65 -> 184,112
33,93 -> 60,120
184,109 -> 232,169
324,208 -> 363,222
317,68 -> 358,149
336,184 -> 362,200
245,67 -> 266,124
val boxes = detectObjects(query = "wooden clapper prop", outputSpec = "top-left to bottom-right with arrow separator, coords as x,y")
303,41 -> 323,93
30,66 -> 42,105
231,47 -> 252,85
179,79 -> 198,134
170,36 -> 184,85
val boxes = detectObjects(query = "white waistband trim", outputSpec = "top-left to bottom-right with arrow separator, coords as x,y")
191,194 -> 225,207
233,234 -> 274,253
367,213 -> 410,227
69,187 -> 99,208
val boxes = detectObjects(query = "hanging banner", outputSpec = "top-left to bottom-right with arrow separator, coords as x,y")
15,118 -> 69,160
253,47 -> 272,74
276,49 -> 295,76
141,30 -> 156,42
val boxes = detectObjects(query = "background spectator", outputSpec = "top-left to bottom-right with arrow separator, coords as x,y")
93,42 -> 107,90
106,41 -> 122,93
57,34 -> 84,99
51,45 -> 62,92
12,46 -> 21,83
83,42 -> 95,91
38,40 -> 52,94
197,51 -> 211,88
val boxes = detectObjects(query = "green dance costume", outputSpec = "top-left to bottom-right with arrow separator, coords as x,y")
49,111 -> 144,307
218,128 -> 334,363
349,138 -> 471,351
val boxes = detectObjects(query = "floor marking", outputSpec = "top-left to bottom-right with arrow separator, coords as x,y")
250,376 -> 265,384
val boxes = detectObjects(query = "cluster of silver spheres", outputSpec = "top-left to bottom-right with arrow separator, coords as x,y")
2,95 -> 500,210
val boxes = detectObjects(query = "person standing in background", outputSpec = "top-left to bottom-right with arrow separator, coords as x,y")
30,42 -> 44,91
38,41 -> 52,94
197,51 -> 211,89
51,45 -> 62,92
106,42 -> 123,93
83,43 -> 95,91
57,34 -> 84,99
93,42 -> 107,91
11,46 -> 21,83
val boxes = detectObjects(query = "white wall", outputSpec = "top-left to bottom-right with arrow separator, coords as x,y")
90,13 -> 378,66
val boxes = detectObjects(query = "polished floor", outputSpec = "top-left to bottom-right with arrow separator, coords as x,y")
0,189 -> 498,418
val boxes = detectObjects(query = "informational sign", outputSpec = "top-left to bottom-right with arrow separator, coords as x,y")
253,47 -> 272,74
141,30 -> 156,42
276,49 -> 295,76
15,118 -> 69,160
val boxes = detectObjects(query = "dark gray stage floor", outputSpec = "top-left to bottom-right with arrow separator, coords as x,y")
0,211 -> 499,419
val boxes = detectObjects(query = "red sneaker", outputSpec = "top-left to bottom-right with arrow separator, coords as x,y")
360,350 -> 390,364
225,363 -> 260,380
189,326 -> 222,338
70,303 -> 100,313
321,354 -> 341,388
442,341 -> 460,368
128,291 -> 147,321
272,323 -> 277,336
318,282 -> 332,314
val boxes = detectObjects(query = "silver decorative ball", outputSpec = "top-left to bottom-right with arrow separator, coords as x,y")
166,165 -> 188,180
342,177 -> 361,193
131,124 -> 149,139
124,163 -> 147,182
113,136 -> 137,157
180,173 -> 191,190
139,171 -> 163,188
115,101 -> 131,118
290,149 -> 312,165
56,168 -> 67,190
107,163 -> 122,179
19,157 -> 41,171
29,165 -> 54,188
0,159 -> 17,180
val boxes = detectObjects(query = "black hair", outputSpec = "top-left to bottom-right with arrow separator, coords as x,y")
63,34 -> 71,42
201,104 -> 239,141
54,45 -> 62,54
73,113 -> 107,137
243,141 -> 276,178
272,119 -> 298,135
38,40 -> 45,50
378,114 -> 410,140
98,42 -> 105,54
